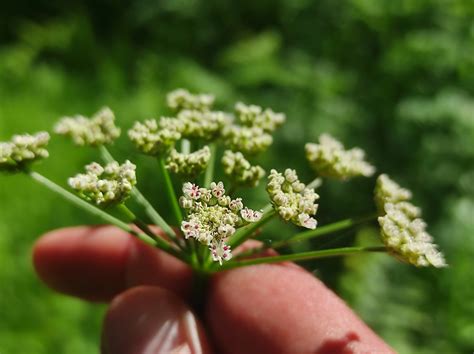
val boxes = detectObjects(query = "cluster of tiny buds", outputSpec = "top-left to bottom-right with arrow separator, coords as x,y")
0,132 -> 50,171
374,173 -> 412,213
128,118 -> 182,155
267,169 -> 319,229
177,110 -> 230,141
180,181 -> 262,264
68,160 -> 137,206
235,102 -> 286,132
55,107 -> 121,146
166,146 -> 211,178
167,89 -> 215,112
222,102 -> 285,155
305,134 -> 375,180
375,174 -> 446,268
222,150 -> 265,188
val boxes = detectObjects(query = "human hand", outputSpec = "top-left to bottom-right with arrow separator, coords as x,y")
33,225 -> 394,354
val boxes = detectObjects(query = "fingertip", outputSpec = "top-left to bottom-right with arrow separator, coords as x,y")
33,226 -> 131,302
207,264 -> 394,354
102,286 -> 211,354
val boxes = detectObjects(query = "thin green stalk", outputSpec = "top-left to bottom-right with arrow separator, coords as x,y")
228,208 -> 277,248
115,204 -> 186,261
99,146 -> 179,244
215,246 -> 387,271
274,214 -> 377,248
235,213 -> 378,259
181,139 -> 191,154
115,204 -> 159,240
157,156 -> 183,224
203,143 -> 216,188
27,171 -> 157,248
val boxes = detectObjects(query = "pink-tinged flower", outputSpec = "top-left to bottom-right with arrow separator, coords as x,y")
241,207 -> 263,222
182,182 -> 201,199
229,198 -> 244,212
181,220 -> 200,239
210,241 -> 232,265
298,213 -> 317,230
210,181 -> 225,198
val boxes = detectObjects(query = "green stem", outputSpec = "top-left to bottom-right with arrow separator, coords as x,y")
235,213 -> 378,259
115,204 -> 186,261
99,146 -> 179,245
203,143 -> 216,188
158,156 -> 183,224
215,246 -> 387,271
228,208 -> 277,248
181,139 -> 191,154
27,171 -> 158,248
273,213 -> 377,249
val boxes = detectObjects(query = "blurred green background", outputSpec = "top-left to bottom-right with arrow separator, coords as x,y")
1,0 -> 473,353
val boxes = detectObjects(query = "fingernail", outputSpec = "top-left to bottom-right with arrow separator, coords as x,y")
102,286 -> 209,354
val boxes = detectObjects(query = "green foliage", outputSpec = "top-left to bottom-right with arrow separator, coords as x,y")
0,0 -> 473,352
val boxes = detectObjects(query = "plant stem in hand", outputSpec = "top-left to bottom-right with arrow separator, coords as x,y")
28,171 -> 157,248
216,246 -> 387,271
99,146 -> 180,246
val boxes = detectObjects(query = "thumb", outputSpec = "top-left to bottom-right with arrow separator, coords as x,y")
102,286 -> 211,354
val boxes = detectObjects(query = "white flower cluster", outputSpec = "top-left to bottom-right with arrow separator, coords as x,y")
177,110 -> 230,140
222,150 -> 265,188
305,134 -> 375,180
166,89 -> 230,141
267,169 -> 319,229
375,174 -> 446,268
0,132 -> 50,171
374,173 -> 412,212
68,160 -> 137,206
128,118 -> 182,155
180,181 -> 262,264
166,146 -> 211,178
222,103 -> 285,155
235,102 -> 286,132
54,107 -> 120,146
167,89 -> 215,112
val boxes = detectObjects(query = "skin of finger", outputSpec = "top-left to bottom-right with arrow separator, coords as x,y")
33,226 -> 192,302
207,264 -> 395,354
33,226 -> 394,353
102,286 -> 211,354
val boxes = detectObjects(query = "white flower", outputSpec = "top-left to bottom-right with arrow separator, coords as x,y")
235,102 -> 286,132
0,132 -> 50,172
167,89 -> 215,112
128,118 -> 182,155
55,107 -> 120,146
375,175 -> 446,268
229,198 -> 244,212
180,181 -> 260,264
181,221 -> 200,239
240,207 -> 263,222
166,146 -> 211,178
222,150 -> 265,188
68,160 -> 136,206
267,169 -> 319,229
305,134 -> 375,180
298,213 -> 317,230
183,182 -> 201,200
210,181 -> 225,198
374,174 -> 413,213
210,241 -> 232,265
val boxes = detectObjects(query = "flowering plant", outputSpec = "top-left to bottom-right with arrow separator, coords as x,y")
0,89 -> 446,295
